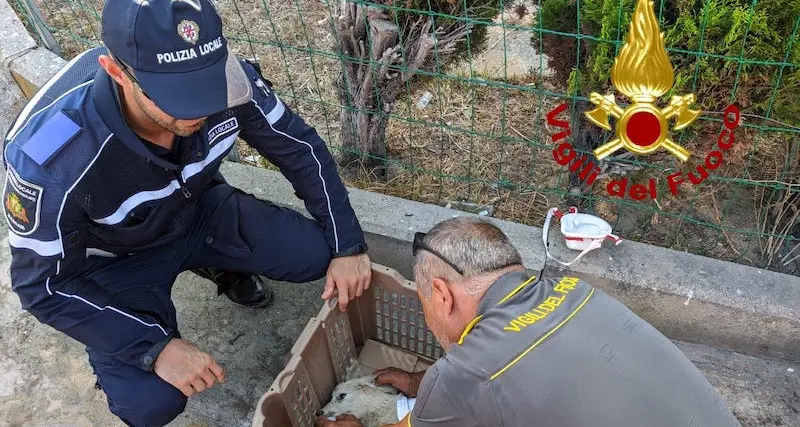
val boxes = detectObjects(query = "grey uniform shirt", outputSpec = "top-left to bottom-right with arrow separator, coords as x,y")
409,270 -> 741,427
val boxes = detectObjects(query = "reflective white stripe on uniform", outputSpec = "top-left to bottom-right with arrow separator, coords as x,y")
93,133 -> 238,226
251,99 -> 341,252
53,290 -> 168,336
8,232 -> 62,256
86,248 -> 117,258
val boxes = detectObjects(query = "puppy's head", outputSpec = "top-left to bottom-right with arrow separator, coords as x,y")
320,375 -> 399,419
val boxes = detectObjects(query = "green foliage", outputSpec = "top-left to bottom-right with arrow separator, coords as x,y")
387,0 -> 503,65
532,0 -> 800,125
534,0 -> 579,79
582,0 -> 636,85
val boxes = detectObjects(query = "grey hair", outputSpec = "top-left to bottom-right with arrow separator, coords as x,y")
413,216 -> 522,297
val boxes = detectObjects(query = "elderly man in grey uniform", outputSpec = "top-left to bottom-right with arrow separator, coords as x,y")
318,216 -> 741,427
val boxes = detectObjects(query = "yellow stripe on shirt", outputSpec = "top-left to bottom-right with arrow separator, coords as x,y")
457,274 -> 538,345
491,287 -> 595,380
496,274 -> 537,305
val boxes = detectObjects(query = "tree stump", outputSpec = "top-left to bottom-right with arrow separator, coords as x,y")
333,0 -> 471,181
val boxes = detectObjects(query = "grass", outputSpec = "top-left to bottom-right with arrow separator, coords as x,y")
27,0 -> 800,275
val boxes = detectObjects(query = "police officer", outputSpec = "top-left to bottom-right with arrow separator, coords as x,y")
3,0 -> 371,425
318,217 -> 741,427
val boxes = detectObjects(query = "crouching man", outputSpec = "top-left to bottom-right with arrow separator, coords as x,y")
317,216 -> 741,427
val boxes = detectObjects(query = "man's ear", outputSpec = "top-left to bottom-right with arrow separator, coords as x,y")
431,277 -> 454,315
98,55 -> 128,87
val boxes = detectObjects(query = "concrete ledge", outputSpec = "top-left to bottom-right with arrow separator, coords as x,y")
0,67 -> 26,138
0,3 -> 68,139
219,161 -> 800,363
0,0 -> 36,66
8,47 -> 66,98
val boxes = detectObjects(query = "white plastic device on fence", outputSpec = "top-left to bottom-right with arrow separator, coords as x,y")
542,206 -> 622,267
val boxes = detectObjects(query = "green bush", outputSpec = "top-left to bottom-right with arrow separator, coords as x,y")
533,0 -> 800,125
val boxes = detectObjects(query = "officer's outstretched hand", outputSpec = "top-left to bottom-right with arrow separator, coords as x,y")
154,338 -> 225,397
322,253 -> 372,312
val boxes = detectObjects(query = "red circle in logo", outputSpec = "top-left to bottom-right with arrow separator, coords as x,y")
626,111 -> 661,146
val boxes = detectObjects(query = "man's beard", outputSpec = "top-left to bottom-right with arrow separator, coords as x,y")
135,91 -> 204,137
169,120 -> 205,137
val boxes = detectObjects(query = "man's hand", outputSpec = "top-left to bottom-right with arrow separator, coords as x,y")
154,338 -> 225,397
322,253 -> 371,312
374,367 -> 426,398
315,414 -> 364,427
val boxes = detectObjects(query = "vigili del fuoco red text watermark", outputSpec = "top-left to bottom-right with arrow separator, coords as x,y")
546,102 -> 741,201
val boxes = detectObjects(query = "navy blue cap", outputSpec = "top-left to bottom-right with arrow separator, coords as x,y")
101,0 -> 252,119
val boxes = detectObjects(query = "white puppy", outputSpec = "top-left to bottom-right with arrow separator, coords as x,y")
320,375 -> 401,427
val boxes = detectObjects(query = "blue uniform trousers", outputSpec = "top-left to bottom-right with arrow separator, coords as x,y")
83,183 -> 331,427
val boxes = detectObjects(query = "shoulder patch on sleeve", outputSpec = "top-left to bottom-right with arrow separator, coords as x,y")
21,110 -> 81,166
3,167 -> 43,235
207,117 -> 239,146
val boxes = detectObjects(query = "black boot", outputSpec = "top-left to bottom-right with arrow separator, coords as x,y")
192,268 -> 273,308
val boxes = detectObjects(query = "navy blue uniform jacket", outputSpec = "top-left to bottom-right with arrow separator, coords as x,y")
2,47 -> 365,369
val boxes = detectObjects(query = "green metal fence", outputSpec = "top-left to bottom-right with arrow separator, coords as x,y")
11,0 -> 800,275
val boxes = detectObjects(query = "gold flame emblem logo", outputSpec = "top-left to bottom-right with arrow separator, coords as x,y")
586,0 -> 700,162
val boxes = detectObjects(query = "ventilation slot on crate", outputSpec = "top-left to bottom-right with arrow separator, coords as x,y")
374,285 -> 443,359
325,309 -> 357,382
286,367 -> 318,427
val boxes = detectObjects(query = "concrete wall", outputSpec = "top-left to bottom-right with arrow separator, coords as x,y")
0,0 -> 798,364
0,0 -> 66,137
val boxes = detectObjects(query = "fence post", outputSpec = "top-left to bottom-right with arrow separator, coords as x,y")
20,0 -> 62,57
